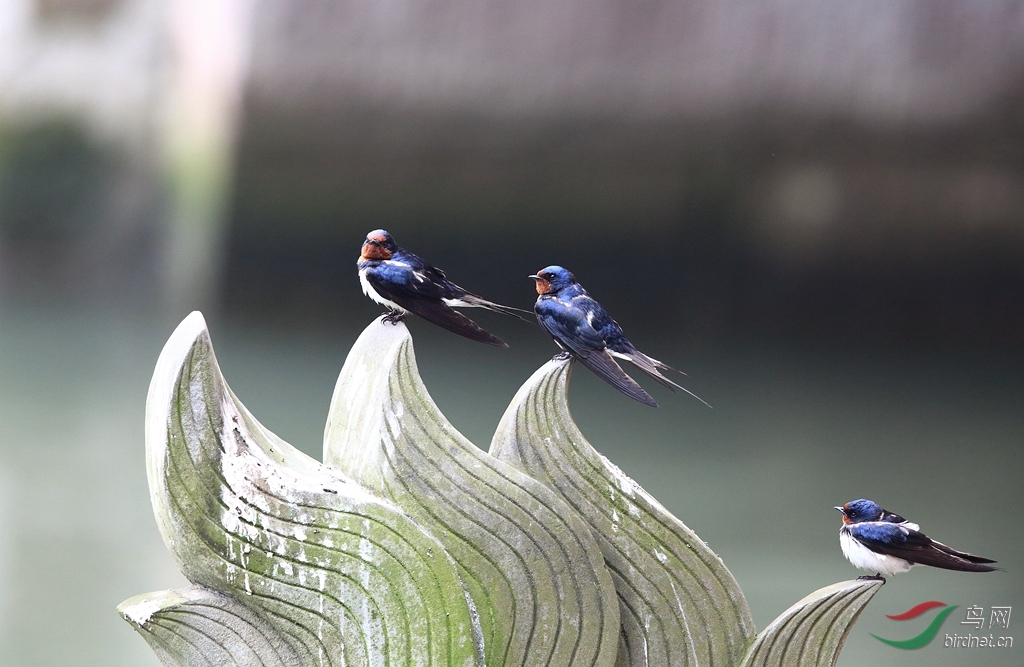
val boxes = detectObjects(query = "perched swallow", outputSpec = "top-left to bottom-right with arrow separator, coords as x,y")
529,265 -> 708,408
836,499 -> 998,582
358,230 -> 526,347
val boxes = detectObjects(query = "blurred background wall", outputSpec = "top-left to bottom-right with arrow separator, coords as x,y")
227,0 -> 1024,355
0,0 -> 250,314
0,2 -> 1022,667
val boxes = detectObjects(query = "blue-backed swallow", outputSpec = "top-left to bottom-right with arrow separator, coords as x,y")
359,230 -> 526,347
836,499 -> 998,582
529,265 -> 709,408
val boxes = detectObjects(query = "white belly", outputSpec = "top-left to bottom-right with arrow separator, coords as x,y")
359,271 -> 405,312
840,530 -> 913,576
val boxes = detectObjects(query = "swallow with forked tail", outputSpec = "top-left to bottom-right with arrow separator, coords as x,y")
836,498 -> 998,583
529,265 -> 709,408
359,230 -> 527,347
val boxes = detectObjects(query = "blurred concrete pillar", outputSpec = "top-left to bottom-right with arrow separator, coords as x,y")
157,0 -> 253,317
0,0 -> 253,312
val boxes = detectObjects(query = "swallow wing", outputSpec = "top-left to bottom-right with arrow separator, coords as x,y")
849,522 -> 998,572
397,297 -> 509,347
365,269 -> 508,347
574,349 -> 659,407
382,251 -> 528,319
582,296 -> 710,407
611,349 -> 711,408
535,297 -> 657,406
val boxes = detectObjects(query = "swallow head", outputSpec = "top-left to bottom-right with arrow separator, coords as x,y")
361,229 -> 397,261
530,265 -> 576,295
836,499 -> 884,525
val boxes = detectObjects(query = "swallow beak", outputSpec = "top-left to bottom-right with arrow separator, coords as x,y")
834,506 -> 845,514
528,274 -> 540,280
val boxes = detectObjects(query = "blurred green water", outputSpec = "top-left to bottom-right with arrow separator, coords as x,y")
0,304 -> 1019,666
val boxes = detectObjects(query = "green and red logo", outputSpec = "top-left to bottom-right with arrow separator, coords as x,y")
873,601 -> 958,649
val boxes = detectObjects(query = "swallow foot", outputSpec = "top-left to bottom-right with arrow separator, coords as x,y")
857,574 -> 886,584
381,310 -> 406,325
552,351 -> 573,362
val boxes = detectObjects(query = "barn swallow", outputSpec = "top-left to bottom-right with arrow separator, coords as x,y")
358,230 -> 526,347
836,499 -> 998,582
529,265 -> 709,408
